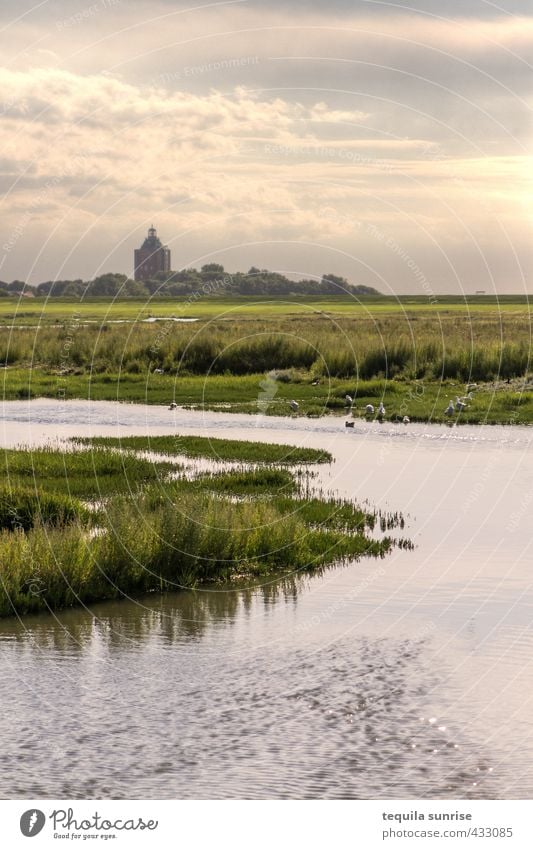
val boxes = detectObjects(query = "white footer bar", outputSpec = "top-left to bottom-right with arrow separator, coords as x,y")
1,800 -> 532,848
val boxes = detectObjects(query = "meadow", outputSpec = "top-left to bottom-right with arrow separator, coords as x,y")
3,293 -> 526,618
0,294 -> 530,325
0,295 -> 531,423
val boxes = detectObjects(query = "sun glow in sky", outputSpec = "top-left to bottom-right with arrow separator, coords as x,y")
0,0 -> 531,293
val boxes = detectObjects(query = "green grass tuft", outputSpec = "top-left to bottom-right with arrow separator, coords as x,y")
0,486 -> 89,531
0,446 -> 177,498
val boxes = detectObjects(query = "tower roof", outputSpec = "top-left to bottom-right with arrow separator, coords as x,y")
141,225 -> 163,250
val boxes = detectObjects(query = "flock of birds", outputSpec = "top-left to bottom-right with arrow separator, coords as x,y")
444,388 -> 476,416
288,384 -> 478,424
289,397 -> 394,418
165,382 -> 478,418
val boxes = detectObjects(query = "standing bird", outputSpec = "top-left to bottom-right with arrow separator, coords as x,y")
365,404 -> 374,415
289,400 -> 299,412
455,396 -> 467,412
345,394 -> 353,407
402,415 -> 410,425
377,402 -> 386,418
444,400 -> 455,417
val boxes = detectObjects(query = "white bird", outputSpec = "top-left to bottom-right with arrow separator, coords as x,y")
444,400 -> 455,416
345,394 -> 353,406
365,404 -> 374,415
168,401 -> 177,410
289,400 -> 299,412
403,415 -> 410,424
455,396 -> 467,412
311,378 -> 320,386
154,368 -> 164,374
377,402 -> 386,417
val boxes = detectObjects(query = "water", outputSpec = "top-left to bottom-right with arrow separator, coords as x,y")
0,399 -> 532,798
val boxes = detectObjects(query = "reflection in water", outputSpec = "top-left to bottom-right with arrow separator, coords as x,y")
0,592 -> 495,799
0,573 -> 505,801
0,577 -> 303,651
1,400 -> 532,798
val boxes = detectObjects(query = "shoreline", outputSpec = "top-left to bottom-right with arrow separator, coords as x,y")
0,429 -> 408,620
1,387 -> 531,428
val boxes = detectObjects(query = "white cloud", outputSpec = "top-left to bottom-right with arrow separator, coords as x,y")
0,3 -> 530,291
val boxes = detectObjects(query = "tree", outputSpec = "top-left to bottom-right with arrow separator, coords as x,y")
86,273 -> 129,297
8,280 -> 26,293
320,273 -> 349,292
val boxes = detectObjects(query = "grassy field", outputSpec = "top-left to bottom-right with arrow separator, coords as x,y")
0,294 -> 531,325
0,295 -> 531,423
5,292 -> 528,618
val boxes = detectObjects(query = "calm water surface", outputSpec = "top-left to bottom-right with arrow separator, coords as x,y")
0,399 -> 532,799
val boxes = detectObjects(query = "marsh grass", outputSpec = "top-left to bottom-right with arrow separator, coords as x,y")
1,308 -> 531,383
1,296 -> 532,424
168,468 -> 298,496
74,435 -> 332,464
0,488 -> 402,617
0,486 -> 89,531
2,367 -> 532,426
0,438 -> 410,617
0,446 -> 177,498
275,496 -> 375,532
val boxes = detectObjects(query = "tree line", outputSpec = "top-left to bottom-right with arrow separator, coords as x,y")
0,266 -> 379,298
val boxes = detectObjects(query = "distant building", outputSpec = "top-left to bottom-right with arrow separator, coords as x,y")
134,225 -> 171,282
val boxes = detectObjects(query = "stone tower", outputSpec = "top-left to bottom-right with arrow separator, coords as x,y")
134,225 -> 171,281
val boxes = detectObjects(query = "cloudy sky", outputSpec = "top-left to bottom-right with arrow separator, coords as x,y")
0,0 -> 531,293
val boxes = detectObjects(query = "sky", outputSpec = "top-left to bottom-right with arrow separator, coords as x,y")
0,0 -> 531,293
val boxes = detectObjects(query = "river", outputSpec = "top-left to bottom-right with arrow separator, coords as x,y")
0,399 -> 531,799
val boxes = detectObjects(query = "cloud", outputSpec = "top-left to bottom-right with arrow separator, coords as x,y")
0,2 -> 530,291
